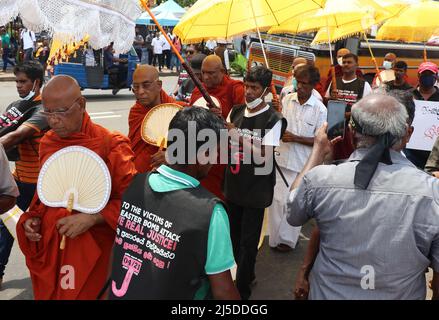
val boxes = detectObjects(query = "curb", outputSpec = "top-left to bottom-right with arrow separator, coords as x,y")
0,76 -> 15,82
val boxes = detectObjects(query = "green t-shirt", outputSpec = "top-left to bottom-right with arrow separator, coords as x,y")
1,33 -> 11,49
148,165 -> 235,299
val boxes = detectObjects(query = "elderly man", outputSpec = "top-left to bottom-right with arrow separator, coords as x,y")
190,55 -> 245,199
269,64 -> 326,252
16,75 -> 137,300
373,52 -> 397,87
280,57 -> 323,102
288,94 -> 439,300
128,65 -> 184,174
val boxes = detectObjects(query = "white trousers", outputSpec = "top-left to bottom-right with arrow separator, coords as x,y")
267,167 -> 302,248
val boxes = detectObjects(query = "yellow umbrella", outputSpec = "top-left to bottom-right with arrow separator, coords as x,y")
376,0 -> 439,43
174,0 -> 326,44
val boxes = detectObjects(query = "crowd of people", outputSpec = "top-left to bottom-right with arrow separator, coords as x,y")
0,37 -> 439,301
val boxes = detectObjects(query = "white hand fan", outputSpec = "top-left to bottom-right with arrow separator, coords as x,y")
141,103 -> 183,149
37,146 -> 112,249
193,96 -> 221,110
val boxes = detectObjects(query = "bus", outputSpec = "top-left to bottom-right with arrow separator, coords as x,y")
248,33 -> 439,92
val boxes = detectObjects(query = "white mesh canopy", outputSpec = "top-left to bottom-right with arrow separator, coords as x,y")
1,0 -> 143,53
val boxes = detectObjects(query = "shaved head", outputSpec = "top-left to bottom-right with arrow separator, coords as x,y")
42,75 -> 85,138
337,48 -> 350,58
132,64 -> 162,108
133,64 -> 159,83
384,52 -> 397,62
43,75 -> 81,102
201,55 -> 225,89
292,57 -> 307,68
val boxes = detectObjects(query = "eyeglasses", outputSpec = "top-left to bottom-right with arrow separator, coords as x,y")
41,97 -> 81,119
186,50 -> 194,55
131,80 -> 158,92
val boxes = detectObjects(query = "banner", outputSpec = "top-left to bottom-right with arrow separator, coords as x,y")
406,100 -> 439,151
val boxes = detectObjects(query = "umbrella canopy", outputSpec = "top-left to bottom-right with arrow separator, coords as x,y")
137,0 -> 186,25
268,0 -> 402,36
173,0 -> 326,44
376,0 -> 439,42
309,0 -> 415,44
0,0 -> 142,53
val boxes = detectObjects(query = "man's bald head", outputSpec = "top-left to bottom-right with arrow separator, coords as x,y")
292,57 -> 307,68
201,55 -> 225,89
337,48 -> 350,59
42,75 -> 86,138
132,64 -> 162,108
384,52 -> 397,62
43,75 -> 81,102
133,64 -> 159,83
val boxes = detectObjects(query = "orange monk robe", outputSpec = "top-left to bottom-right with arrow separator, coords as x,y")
16,113 -> 137,300
128,90 -> 185,173
190,76 -> 245,200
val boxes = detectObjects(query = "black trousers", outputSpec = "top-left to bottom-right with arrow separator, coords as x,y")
152,54 -> 164,70
163,49 -> 171,69
226,201 -> 265,300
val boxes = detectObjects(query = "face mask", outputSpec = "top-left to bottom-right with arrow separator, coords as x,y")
337,57 -> 343,66
420,74 -> 436,88
383,61 -> 393,70
246,88 -> 267,110
22,81 -> 37,101
291,78 -> 298,91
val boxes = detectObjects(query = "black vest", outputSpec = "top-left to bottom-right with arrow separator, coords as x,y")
224,105 -> 286,208
109,172 -> 221,300
335,77 -> 365,110
0,99 -> 43,161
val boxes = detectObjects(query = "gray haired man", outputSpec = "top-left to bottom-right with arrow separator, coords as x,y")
287,94 -> 439,300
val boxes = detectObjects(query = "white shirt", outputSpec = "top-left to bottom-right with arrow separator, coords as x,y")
325,77 -> 372,99
152,37 -> 164,54
276,93 -> 327,172
161,35 -> 171,50
20,29 -> 36,50
226,104 -> 282,147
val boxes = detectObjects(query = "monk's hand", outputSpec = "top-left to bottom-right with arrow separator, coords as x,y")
150,150 -> 167,169
56,213 -> 103,239
23,217 -> 42,242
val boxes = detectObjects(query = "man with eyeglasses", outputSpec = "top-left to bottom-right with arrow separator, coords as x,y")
0,61 -> 48,289
128,65 -> 185,174
16,75 -> 137,299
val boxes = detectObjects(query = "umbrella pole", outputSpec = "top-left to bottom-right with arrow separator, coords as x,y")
362,32 -> 382,84
249,1 -> 281,111
140,0 -> 218,109
424,43 -> 428,62
325,19 -> 337,97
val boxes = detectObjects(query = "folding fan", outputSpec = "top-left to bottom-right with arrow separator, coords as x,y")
141,103 -> 183,148
37,146 -> 112,249
192,96 -> 221,110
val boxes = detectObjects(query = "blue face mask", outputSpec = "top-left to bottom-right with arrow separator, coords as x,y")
291,78 -> 298,91
420,74 -> 436,88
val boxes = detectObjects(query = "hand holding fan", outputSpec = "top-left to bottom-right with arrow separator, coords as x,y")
141,103 -> 183,149
37,146 -> 112,250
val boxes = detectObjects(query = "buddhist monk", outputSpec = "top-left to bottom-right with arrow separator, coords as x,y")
189,55 -> 245,199
16,75 -> 137,300
128,65 -> 185,173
